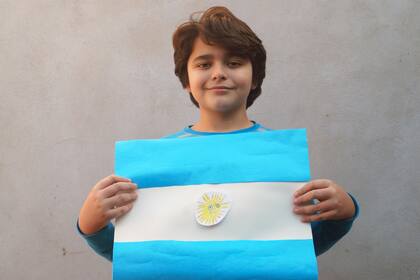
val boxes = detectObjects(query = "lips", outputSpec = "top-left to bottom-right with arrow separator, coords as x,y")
207,86 -> 232,90
207,87 -> 230,94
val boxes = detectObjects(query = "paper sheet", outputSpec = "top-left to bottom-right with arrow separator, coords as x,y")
113,128 -> 318,280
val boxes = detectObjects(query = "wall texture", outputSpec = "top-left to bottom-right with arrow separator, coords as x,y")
1,1 -> 419,279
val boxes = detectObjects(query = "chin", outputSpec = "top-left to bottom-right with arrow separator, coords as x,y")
212,104 -> 242,113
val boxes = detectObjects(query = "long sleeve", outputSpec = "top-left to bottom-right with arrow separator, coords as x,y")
76,219 -> 114,261
311,193 -> 360,256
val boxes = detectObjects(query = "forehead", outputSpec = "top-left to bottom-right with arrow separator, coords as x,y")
188,37 -> 247,62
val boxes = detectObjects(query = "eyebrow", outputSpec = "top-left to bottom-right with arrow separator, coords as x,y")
192,54 -> 213,63
191,53 -> 245,63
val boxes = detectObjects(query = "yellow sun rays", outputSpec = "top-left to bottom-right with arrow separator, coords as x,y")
196,191 -> 232,226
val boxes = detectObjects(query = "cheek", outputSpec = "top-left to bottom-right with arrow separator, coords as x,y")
236,68 -> 253,88
186,70 -> 207,98
234,62 -> 252,81
188,72 -> 198,86
188,70 -> 204,88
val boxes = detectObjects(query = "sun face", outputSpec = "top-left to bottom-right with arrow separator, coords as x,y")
196,191 -> 232,226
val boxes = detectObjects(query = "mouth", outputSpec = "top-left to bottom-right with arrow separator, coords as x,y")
206,87 -> 233,94
207,86 -> 232,90
207,88 -> 230,94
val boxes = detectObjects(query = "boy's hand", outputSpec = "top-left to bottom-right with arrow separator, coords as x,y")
293,179 -> 355,223
78,174 -> 138,235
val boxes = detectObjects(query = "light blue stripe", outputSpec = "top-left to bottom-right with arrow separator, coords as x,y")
113,240 -> 318,280
115,129 -> 310,188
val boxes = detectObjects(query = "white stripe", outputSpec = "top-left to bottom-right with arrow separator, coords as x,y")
115,182 -> 312,242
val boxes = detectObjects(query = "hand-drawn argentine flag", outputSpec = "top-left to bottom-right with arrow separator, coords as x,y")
113,128 -> 318,280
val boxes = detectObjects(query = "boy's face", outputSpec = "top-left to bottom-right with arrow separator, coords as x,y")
186,37 -> 256,115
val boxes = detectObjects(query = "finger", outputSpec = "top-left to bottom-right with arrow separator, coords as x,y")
294,187 -> 334,205
293,200 -> 335,215
95,174 -> 132,190
106,203 -> 134,220
101,182 -> 137,198
300,209 -> 338,223
103,191 -> 138,209
294,179 -> 332,198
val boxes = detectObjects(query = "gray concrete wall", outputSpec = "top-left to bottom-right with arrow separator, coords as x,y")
1,1 -> 419,279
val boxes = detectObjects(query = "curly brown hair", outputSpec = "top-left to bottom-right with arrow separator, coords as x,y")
172,6 -> 266,109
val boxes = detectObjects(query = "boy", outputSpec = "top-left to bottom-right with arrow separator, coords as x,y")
77,6 -> 359,262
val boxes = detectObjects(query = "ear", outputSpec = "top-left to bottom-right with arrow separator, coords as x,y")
185,84 -> 191,93
251,82 -> 257,90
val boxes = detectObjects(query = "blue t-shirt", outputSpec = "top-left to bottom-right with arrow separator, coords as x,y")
77,121 -> 359,261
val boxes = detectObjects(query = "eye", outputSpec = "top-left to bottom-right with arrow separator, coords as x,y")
228,61 -> 242,67
197,63 -> 211,69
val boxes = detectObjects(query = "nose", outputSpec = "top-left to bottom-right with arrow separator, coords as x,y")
211,63 -> 227,81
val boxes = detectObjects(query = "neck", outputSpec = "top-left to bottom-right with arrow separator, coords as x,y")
191,110 -> 252,132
